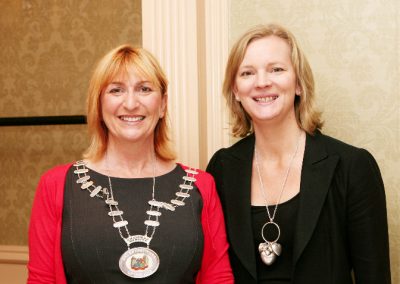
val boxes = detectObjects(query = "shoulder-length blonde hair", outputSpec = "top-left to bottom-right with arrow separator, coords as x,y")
83,44 -> 176,161
223,24 -> 323,137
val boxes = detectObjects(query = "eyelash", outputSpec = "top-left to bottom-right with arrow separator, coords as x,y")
106,85 -> 154,95
240,71 -> 253,77
271,67 -> 284,72
139,86 -> 153,93
108,88 -> 123,94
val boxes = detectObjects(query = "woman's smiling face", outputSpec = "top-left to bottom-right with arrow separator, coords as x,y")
101,69 -> 166,146
234,35 -> 301,126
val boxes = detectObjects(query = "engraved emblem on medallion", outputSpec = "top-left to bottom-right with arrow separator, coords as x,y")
131,255 -> 149,270
119,247 -> 160,278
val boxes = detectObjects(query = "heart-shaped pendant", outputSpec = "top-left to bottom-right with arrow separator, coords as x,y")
258,242 -> 269,253
271,242 -> 282,256
260,249 -> 276,265
258,242 -> 282,266
259,222 -> 283,266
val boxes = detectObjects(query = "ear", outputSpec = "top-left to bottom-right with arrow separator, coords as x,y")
232,85 -> 240,102
160,93 -> 168,118
295,85 -> 301,96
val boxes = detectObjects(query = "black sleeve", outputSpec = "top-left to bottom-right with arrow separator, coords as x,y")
347,148 -> 391,283
206,150 -> 219,176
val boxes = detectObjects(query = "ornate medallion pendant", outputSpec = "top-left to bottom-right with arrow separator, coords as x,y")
119,247 -> 160,278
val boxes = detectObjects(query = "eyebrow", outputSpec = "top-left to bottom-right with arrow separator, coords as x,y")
108,80 -> 153,84
239,62 -> 285,68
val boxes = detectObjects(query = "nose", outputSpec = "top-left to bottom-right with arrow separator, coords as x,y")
256,72 -> 272,88
122,91 -> 139,110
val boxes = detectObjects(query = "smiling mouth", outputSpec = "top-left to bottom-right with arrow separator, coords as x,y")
254,96 -> 278,103
119,116 -> 145,122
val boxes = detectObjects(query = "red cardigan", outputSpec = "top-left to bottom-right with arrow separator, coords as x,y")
28,163 -> 233,283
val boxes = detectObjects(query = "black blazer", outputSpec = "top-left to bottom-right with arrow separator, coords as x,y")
206,132 -> 391,284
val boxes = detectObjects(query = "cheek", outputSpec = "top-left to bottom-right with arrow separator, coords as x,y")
235,80 -> 253,95
101,94 -> 120,111
100,100 -> 112,117
100,98 -> 119,124
149,96 -> 164,111
273,79 -> 294,94
281,75 -> 298,90
100,94 -> 110,112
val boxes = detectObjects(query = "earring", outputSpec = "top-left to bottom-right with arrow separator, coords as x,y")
235,96 -> 240,102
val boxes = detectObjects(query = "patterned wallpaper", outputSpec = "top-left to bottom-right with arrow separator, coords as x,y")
0,0 -> 142,245
230,0 -> 400,282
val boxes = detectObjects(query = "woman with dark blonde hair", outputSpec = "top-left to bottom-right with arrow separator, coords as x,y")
207,24 -> 390,283
28,45 -> 233,283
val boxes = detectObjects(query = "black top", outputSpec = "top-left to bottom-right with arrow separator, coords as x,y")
251,194 -> 300,284
61,165 -> 204,284
207,132 -> 390,283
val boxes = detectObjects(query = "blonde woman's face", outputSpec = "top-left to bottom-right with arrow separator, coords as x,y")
234,36 -> 300,128
101,69 -> 166,146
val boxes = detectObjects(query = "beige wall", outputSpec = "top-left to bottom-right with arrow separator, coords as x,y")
1,0 -> 398,282
230,0 -> 399,282
0,0 -> 142,247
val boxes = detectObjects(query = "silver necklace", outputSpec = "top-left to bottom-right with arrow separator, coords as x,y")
73,157 -> 198,278
254,134 -> 301,266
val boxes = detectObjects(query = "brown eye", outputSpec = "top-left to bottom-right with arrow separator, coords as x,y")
240,71 -> 253,77
108,87 -> 124,94
140,86 -> 152,92
271,67 -> 284,73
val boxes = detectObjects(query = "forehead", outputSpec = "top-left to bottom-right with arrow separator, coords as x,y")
241,35 -> 292,65
110,66 -> 150,84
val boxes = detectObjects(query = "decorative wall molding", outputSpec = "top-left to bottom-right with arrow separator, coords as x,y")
203,0 -> 230,161
142,0 -> 200,167
0,115 -> 86,126
0,245 -> 28,264
142,0 -> 230,168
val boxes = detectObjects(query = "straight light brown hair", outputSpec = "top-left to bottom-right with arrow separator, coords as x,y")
223,24 -> 323,137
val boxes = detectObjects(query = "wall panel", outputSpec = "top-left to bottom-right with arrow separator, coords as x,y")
0,0 -> 142,247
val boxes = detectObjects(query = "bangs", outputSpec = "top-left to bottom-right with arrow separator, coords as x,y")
101,53 -> 161,92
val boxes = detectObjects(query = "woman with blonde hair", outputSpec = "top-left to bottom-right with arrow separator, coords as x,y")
207,24 -> 390,283
28,44 -> 233,283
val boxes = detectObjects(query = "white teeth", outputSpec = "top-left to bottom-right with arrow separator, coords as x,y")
120,116 -> 144,122
255,96 -> 277,103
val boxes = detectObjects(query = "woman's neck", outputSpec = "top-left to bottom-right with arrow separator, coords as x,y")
108,146 -> 155,177
253,121 -> 304,161
87,139 -> 158,178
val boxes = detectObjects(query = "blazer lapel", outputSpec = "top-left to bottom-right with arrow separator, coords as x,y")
222,135 -> 258,280
293,132 -> 339,265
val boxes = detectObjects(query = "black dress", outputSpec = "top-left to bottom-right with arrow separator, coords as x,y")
61,165 -> 204,284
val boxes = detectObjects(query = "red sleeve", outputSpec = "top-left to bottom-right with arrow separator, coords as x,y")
193,169 -> 234,284
27,165 -> 70,284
